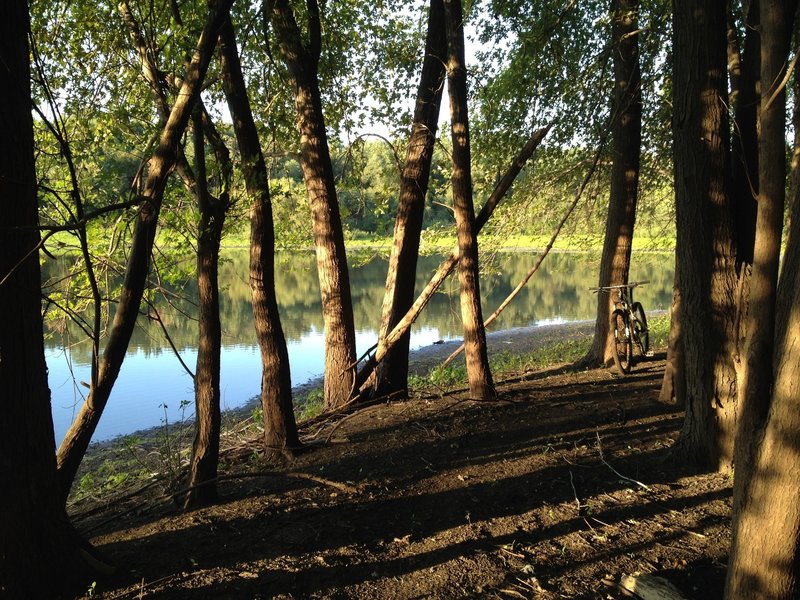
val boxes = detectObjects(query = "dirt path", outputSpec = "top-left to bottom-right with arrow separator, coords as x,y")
73,337 -> 731,600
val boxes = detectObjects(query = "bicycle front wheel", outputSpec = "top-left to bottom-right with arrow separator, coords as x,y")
632,302 -> 649,357
611,309 -> 632,375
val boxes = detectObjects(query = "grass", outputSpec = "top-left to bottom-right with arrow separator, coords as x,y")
408,314 -> 671,395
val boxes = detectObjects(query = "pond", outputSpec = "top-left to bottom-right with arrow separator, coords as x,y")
44,249 -> 674,444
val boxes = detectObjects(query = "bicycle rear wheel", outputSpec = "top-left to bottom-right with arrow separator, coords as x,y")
631,302 -> 649,357
611,309 -> 632,375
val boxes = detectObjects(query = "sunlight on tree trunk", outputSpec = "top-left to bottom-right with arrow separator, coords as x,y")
725,3 -> 797,597
444,0 -> 495,400
670,0 -> 738,471
219,16 -> 300,457
265,0 -> 357,410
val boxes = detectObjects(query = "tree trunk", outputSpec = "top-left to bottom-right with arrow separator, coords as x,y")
725,152 -> 800,600
55,0 -> 234,502
729,0 -> 760,270
265,0 -> 357,410
444,0 -> 495,400
372,0 -> 447,398
734,0 -> 793,475
587,0 -> 642,366
0,1 -> 106,592
725,3 -> 797,597
218,17 -> 300,457
670,0 -> 738,471
184,110 -> 228,507
658,277 -> 685,407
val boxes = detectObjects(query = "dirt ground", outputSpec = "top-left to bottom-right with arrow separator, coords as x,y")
71,327 -> 731,599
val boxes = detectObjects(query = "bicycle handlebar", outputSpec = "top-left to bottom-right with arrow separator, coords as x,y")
589,280 -> 649,293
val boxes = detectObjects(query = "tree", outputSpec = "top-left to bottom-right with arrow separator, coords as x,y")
444,0 -> 495,400
218,15 -> 301,458
670,0 -> 738,470
55,0 -> 235,501
725,2 -> 798,597
587,0 -> 642,366
372,0 -> 447,398
184,108 -> 232,506
265,0 -> 358,410
0,0 -> 107,593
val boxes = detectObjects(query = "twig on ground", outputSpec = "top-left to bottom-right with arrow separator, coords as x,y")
595,430 -> 651,491
568,470 -> 583,514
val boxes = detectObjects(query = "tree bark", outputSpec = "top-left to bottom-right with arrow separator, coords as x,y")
734,0 -> 793,476
658,277 -> 685,407
725,3 -> 798,597
729,0 -> 760,270
443,0 -> 495,400
587,0 -> 642,366
265,0 -> 357,410
372,0 -> 447,398
670,0 -> 738,470
184,110 -> 229,507
218,16 -> 300,457
0,1 -> 107,592
55,0 -> 235,502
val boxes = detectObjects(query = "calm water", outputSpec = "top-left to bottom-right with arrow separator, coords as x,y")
44,249 -> 674,443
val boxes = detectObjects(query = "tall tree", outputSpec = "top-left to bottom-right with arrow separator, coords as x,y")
734,0 -> 793,476
587,0 -> 643,366
0,0 -> 107,593
218,15 -> 300,457
55,0 -> 235,501
444,0 -> 496,400
265,0 -> 358,410
670,0 -> 738,470
372,0 -> 447,398
725,2 -> 798,597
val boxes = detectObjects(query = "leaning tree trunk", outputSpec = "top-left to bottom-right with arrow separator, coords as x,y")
219,16 -> 300,457
351,127 -> 549,398
443,0 -> 495,400
725,3 -> 796,597
372,0 -> 447,398
0,1 -> 108,592
55,0 -> 235,502
587,0 -> 642,366
670,0 -> 739,471
266,0 -> 357,410
184,110 -> 229,507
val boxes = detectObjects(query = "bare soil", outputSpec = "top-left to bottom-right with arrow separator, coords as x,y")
72,326 -> 731,599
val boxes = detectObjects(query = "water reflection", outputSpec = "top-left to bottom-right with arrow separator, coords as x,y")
44,249 -> 674,443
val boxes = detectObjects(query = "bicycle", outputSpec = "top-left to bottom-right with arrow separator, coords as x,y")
590,280 -> 651,376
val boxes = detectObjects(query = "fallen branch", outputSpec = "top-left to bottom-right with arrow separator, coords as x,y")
596,430 -> 651,491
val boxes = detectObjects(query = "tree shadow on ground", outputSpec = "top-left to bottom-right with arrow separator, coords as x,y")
84,360 -> 731,599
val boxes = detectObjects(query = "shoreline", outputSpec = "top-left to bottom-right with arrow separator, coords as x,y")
83,320 -> 599,452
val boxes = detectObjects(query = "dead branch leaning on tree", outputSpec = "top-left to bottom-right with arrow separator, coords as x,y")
441,129 -> 610,368
350,125 -> 551,401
